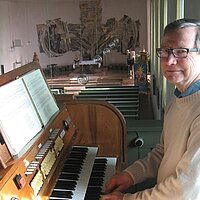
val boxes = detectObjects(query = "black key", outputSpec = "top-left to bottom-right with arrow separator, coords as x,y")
91,171 -> 105,177
55,180 -> 77,190
64,162 -> 83,167
68,153 -> 86,159
86,186 -> 102,194
62,165 -> 82,172
88,178 -> 104,186
72,147 -> 88,152
61,166 -> 82,173
92,163 -> 106,170
50,190 -> 73,199
59,173 -> 79,181
94,158 -> 107,164
65,158 -> 84,165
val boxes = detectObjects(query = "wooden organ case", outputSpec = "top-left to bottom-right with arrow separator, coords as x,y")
0,62 -> 127,200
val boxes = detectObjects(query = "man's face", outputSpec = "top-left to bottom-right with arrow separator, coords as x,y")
160,27 -> 200,92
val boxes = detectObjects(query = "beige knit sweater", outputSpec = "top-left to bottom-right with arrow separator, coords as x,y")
124,91 -> 200,200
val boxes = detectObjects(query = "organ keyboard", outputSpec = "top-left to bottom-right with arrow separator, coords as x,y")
49,146 -> 117,200
0,62 -> 127,199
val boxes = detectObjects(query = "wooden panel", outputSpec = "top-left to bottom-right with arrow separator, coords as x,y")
63,100 -> 127,171
0,62 -> 40,87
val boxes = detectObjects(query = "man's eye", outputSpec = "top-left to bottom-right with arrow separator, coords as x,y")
161,49 -> 168,53
175,49 -> 186,54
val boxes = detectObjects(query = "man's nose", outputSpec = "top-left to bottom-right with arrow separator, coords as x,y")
165,53 -> 177,65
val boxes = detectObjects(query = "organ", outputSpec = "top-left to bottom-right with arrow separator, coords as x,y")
0,62 -> 127,199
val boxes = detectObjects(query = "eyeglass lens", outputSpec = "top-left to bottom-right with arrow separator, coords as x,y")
157,48 -> 188,58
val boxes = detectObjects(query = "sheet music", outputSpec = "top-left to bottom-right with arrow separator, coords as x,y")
22,69 -> 59,126
0,79 -> 42,156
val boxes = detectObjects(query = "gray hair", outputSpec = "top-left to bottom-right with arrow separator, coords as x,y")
164,18 -> 200,48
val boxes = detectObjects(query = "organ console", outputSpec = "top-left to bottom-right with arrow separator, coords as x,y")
0,62 -> 127,199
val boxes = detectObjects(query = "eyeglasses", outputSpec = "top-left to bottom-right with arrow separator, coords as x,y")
156,48 -> 200,58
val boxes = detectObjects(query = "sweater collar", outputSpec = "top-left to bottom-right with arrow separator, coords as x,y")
174,80 -> 200,98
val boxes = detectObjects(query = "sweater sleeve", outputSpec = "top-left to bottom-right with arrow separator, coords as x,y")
123,116 -> 200,200
124,142 -> 164,184
124,99 -> 173,184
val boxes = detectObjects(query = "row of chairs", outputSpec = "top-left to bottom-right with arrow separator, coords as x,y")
74,85 -> 140,120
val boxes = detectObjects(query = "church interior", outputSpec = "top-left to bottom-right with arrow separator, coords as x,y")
0,0 -> 199,199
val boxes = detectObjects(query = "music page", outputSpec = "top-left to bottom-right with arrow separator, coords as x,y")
0,78 -> 42,156
22,69 -> 59,126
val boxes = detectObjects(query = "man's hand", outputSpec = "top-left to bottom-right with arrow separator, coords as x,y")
105,171 -> 134,193
101,191 -> 124,200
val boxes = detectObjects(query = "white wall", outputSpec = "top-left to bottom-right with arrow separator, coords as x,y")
0,0 -> 148,72
0,0 -> 14,72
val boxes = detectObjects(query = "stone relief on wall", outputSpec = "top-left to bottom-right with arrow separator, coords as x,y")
36,0 -> 140,60
37,19 -> 71,57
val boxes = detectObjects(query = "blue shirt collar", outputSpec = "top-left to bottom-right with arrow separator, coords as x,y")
174,80 -> 200,98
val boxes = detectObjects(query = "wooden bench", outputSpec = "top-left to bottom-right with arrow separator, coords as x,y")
77,93 -> 139,97
75,86 -> 140,120
113,104 -> 139,108
79,90 -> 139,94
84,87 -> 139,92
112,104 -> 139,120
107,100 -> 139,104
75,96 -> 139,101
85,85 -> 139,89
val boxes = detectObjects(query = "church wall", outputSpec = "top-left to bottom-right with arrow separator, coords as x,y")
0,0 -> 148,72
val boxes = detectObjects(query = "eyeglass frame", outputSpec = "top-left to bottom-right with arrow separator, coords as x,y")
156,47 -> 200,58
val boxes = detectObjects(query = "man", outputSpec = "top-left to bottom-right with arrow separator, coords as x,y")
101,18 -> 200,200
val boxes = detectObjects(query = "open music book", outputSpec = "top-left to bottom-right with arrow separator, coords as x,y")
0,69 -> 59,157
